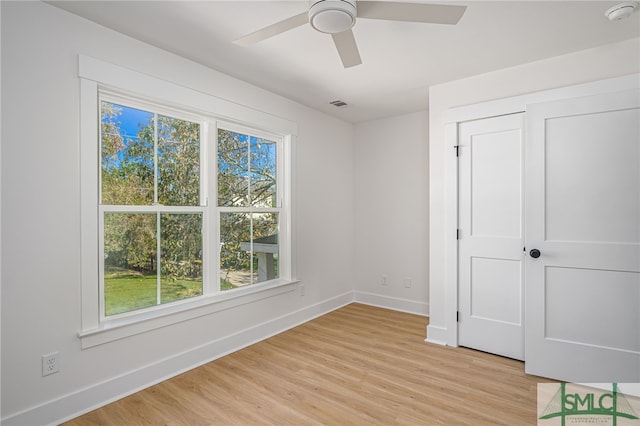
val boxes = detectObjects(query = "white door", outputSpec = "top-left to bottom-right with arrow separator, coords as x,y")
525,89 -> 640,382
458,113 -> 525,360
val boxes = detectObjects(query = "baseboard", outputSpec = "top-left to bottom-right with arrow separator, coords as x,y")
425,324 -> 447,346
2,292 -> 353,426
353,291 -> 428,316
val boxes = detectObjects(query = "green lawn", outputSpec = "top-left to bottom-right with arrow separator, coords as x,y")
105,271 -> 202,316
104,270 -> 235,316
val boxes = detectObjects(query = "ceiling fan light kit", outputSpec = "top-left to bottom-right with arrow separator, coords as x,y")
309,0 -> 357,34
605,1 -> 638,21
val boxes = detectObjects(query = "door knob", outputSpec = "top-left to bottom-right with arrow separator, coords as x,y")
529,249 -> 541,259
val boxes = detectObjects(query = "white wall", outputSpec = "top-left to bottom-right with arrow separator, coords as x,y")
353,112 -> 429,315
427,37 -> 640,344
0,2 -> 355,423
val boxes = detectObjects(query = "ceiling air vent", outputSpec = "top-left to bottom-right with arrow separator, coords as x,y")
330,100 -> 348,108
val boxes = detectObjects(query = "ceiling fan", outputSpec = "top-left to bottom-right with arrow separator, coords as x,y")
233,0 -> 467,68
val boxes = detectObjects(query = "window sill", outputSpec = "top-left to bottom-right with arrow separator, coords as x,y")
77,279 -> 300,349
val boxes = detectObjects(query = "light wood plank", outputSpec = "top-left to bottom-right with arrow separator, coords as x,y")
65,304 -> 556,425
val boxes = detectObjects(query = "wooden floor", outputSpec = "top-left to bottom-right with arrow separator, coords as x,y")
65,304 -> 556,425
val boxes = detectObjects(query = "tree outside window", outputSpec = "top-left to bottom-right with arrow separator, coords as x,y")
99,99 -> 283,317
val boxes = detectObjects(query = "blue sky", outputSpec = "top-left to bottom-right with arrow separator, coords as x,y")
103,101 -> 277,174
116,103 -> 153,140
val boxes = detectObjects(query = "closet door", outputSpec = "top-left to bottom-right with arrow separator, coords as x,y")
458,113 -> 525,360
525,89 -> 640,382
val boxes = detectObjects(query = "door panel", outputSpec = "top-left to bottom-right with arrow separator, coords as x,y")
470,128 -> 522,238
545,108 -> 640,243
525,89 -> 640,382
458,113 -> 524,360
545,267 -> 640,352
470,257 -> 521,324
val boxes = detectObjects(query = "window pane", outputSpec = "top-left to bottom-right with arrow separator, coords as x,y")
250,137 -> 277,208
158,116 -> 200,206
218,130 -> 249,207
252,212 -> 279,283
101,102 -> 154,205
219,212 -> 279,290
220,212 -> 252,289
217,129 -> 278,208
104,213 -> 157,316
160,213 -> 203,303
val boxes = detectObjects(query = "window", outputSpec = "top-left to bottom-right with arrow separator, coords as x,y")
79,55 -> 296,346
217,125 -> 283,289
100,97 -> 205,317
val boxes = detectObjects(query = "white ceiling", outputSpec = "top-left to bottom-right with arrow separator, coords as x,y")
49,1 -> 640,122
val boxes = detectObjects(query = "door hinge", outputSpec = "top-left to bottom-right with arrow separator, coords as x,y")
456,311 -> 460,322
454,145 -> 460,157
456,229 -> 461,240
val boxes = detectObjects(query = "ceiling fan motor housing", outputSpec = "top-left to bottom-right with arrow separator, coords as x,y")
309,0 -> 357,34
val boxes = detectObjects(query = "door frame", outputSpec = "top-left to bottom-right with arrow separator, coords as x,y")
438,73 -> 640,348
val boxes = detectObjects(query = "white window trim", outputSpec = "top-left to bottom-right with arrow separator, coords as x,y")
79,55 -> 298,348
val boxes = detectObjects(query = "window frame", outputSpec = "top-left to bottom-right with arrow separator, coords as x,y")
79,55 -> 297,348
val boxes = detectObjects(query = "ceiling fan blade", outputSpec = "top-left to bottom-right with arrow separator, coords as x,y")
233,12 -> 308,46
357,2 -> 467,25
331,29 -> 362,68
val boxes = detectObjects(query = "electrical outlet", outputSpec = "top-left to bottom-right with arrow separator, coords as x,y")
42,352 -> 59,377
404,277 -> 413,288
381,274 -> 388,286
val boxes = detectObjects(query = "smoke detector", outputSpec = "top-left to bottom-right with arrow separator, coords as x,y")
605,2 -> 638,21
